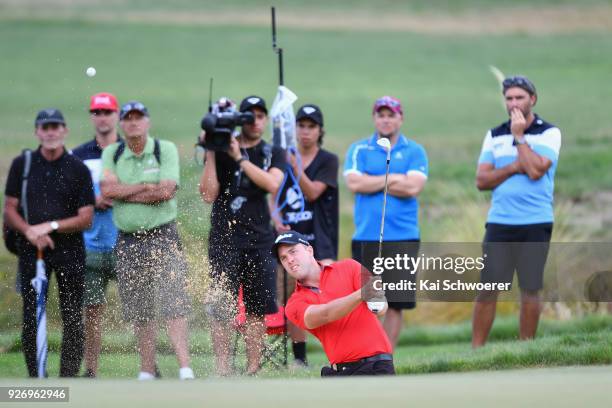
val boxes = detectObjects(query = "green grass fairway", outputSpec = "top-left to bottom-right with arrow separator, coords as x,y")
1,366 -> 611,408
2,316 -> 611,378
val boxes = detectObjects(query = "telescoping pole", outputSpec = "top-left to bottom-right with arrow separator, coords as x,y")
272,5 -> 288,367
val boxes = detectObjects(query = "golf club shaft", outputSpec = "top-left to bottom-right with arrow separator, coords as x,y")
378,157 -> 390,259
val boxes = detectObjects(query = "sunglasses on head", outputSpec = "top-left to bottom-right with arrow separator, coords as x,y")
502,76 -> 536,95
91,109 -> 115,116
376,97 -> 401,108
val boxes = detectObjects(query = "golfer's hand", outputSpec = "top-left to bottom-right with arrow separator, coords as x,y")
510,108 -> 528,138
228,138 -> 242,162
362,275 -> 385,302
199,130 -> 206,145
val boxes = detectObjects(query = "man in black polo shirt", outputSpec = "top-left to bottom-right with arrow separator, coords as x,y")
199,96 -> 285,375
3,109 -> 95,377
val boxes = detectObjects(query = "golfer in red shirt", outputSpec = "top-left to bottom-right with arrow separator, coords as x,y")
274,231 -> 394,376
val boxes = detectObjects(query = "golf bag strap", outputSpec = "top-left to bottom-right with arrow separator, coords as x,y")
20,149 -> 32,223
114,139 -> 161,164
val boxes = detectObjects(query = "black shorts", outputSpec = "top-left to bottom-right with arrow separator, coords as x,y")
208,245 -> 278,317
481,223 -> 553,292
352,240 -> 419,311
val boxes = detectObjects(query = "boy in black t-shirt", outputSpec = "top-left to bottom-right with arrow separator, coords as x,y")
3,109 -> 95,377
199,96 -> 285,376
270,104 -> 339,366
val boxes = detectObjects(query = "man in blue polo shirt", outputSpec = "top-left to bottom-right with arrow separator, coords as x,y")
472,76 -> 561,347
72,92 -> 120,377
344,96 -> 428,347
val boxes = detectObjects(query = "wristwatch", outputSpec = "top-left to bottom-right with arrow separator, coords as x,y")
236,156 -> 247,165
50,221 -> 59,232
515,136 -> 528,145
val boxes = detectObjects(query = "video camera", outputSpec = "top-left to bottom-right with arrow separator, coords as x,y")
199,97 -> 254,151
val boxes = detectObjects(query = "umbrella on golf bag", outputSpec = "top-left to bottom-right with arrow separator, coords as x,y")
270,85 -> 297,150
270,85 -> 305,223
31,249 -> 48,378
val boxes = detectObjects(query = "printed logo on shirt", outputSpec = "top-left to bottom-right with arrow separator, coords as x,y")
285,210 -> 313,224
287,186 -> 304,210
143,167 -> 160,175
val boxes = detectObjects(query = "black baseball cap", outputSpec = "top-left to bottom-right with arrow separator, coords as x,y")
35,108 -> 66,127
239,95 -> 267,114
296,104 -> 324,127
273,231 -> 311,257
120,100 -> 149,120
502,76 -> 537,96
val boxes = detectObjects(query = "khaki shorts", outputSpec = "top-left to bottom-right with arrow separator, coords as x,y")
115,222 -> 191,323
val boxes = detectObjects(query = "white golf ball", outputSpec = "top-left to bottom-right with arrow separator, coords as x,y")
86,67 -> 96,77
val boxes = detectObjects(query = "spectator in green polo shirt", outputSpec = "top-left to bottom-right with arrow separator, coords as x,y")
100,101 -> 194,381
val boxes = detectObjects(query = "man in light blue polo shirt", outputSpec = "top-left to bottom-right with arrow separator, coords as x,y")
472,76 -> 561,348
344,96 -> 428,347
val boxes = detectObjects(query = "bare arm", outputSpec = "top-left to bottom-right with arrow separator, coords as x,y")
124,180 -> 177,203
304,289 -> 362,330
199,150 -> 220,203
227,138 -> 283,194
476,162 -> 522,191
387,173 -> 427,198
298,174 -> 328,203
5,197 -> 93,250
240,161 -> 284,194
516,144 -> 552,180
288,154 -> 329,202
345,173 -> 385,194
268,193 -> 290,233
100,170 -> 149,200
52,205 -> 94,233
4,196 -> 30,235
510,108 -> 552,180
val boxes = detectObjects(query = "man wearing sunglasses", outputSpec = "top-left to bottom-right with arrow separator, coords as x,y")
3,109 -> 95,377
72,93 -> 121,377
473,76 -> 562,347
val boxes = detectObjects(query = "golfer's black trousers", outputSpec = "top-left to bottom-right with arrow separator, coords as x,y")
321,356 -> 395,377
19,250 -> 85,377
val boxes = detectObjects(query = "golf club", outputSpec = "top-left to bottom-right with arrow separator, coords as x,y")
367,137 -> 392,313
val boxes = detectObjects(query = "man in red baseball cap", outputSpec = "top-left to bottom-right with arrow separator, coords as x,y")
89,92 -> 119,112
275,231 -> 394,376
72,92 -> 121,377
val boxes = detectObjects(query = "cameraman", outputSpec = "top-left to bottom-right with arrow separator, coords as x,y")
199,96 -> 286,376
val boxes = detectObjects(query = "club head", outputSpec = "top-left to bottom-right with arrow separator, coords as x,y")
376,137 -> 391,151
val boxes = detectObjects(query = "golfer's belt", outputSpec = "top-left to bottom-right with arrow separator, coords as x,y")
332,353 -> 393,371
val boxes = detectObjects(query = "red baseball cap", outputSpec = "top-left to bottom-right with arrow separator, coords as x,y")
372,96 -> 403,116
89,92 -> 119,112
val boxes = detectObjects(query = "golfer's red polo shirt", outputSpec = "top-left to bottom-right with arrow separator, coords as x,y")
285,259 -> 392,364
